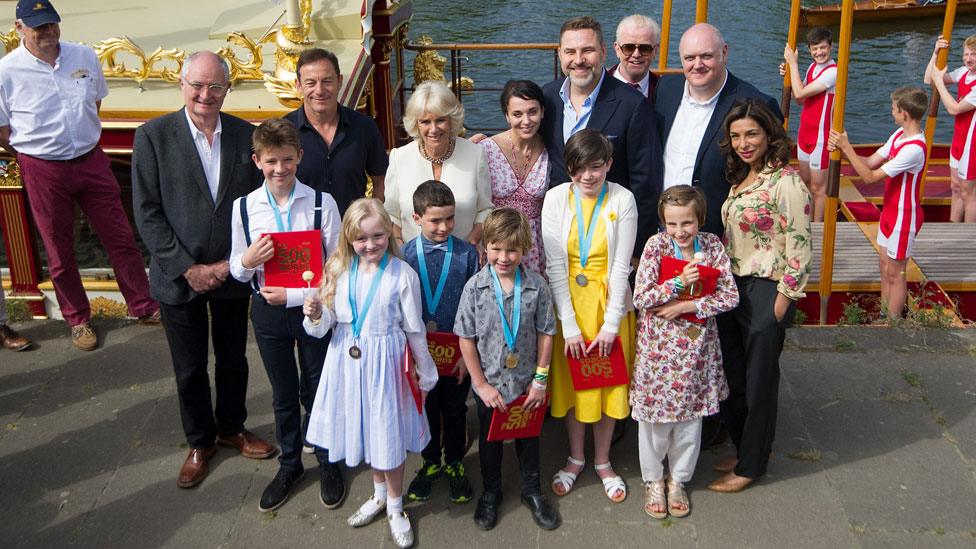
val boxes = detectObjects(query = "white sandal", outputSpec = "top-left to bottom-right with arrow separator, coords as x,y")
551,456 -> 585,496
347,496 -> 386,527
594,462 -> 627,503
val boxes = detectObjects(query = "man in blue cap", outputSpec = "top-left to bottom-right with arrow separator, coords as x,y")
0,0 -> 160,351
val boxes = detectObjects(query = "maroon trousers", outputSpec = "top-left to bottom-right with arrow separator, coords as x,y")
19,148 -> 156,326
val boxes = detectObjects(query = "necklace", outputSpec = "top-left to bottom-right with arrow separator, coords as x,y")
506,132 -> 537,183
420,136 -> 456,165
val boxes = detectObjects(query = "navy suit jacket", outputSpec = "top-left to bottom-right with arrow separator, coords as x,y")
541,74 -> 663,255
655,71 -> 781,236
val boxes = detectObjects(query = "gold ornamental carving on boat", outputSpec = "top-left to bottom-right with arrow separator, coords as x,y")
411,34 -> 473,91
93,36 -> 185,85
0,28 -> 19,54
0,159 -> 22,189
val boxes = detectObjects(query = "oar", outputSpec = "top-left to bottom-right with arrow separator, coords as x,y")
920,0 -> 958,198
781,0 -> 803,130
821,0 -> 855,325
659,0 -> 673,71
696,0 -> 708,24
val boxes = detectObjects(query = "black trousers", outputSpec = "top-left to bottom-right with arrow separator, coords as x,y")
475,395 -> 541,496
420,374 -> 472,465
251,295 -> 330,472
717,276 -> 795,479
160,295 -> 250,449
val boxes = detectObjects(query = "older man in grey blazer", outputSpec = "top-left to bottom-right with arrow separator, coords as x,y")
132,51 -> 273,489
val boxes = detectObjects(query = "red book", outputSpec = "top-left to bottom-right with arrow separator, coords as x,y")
657,255 -> 721,324
565,337 -> 629,391
426,331 -> 462,377
261,230 -> 323,288
486,394 -> 547,441
402,344 -> 423,414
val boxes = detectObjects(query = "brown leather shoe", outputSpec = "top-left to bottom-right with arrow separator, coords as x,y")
138,309 -> 162,325
707,472 -> 755,493
177,446 -> 218,488
0,323 -> 31,351
217,430 -> 276,459
70,322 -> 97,351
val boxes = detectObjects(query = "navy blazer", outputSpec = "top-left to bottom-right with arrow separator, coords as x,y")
541,74 -> 663,255
655,71 -> 781,236
132,109 -> 262,305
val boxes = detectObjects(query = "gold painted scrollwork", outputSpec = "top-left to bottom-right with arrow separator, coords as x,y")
262,74 -> 302,109
93,36 -> 184,85
1,28 -> 20,54
217,31 -> 275,83
0,159 -> 22,188
412,35 -> 473,91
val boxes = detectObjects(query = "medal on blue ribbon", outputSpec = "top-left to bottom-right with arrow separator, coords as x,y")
489,265 -> 522,369
348,253 -> 390,358
416,237 -> 453,333
573,184 -> 608,287
264,183 -> 296,232
671,236 -> 703,340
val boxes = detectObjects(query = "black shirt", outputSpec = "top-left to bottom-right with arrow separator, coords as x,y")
285,105 -> 388,216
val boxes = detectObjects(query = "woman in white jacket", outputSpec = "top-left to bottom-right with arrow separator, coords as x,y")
542,129 -> 637,504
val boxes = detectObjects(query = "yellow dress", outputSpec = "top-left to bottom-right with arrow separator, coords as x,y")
550,195 -> 636,422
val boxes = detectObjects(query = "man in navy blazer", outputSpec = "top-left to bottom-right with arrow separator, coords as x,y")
655,23 -> 781,236
541,16 -> 662,255
607,14 -> 661,107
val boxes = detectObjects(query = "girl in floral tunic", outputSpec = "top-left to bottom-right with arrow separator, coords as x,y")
631,185 -> 739,520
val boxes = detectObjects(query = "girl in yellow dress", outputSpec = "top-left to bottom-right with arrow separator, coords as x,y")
541,129 -> 637,503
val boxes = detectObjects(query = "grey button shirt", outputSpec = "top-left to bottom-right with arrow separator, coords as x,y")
455,266 -> 557,403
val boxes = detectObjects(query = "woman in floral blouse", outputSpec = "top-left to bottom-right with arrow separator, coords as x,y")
710,100 -> 812,494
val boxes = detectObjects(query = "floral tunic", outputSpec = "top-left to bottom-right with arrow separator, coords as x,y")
721,165 -> 813,300
630,232 -> 739,423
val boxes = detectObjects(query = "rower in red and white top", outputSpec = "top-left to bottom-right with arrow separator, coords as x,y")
875,129 -> 927,261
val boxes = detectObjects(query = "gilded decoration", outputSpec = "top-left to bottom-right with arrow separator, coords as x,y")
0,159 -> 23,189
411,35 -> 473,91
93,36 -> 185,85
0,28 -> 19,53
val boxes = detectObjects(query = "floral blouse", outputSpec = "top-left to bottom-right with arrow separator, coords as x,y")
630,232 -> 739,423
721,165 -> 813,300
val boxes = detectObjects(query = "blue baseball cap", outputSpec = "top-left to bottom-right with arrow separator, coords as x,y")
16,0 -> 61,28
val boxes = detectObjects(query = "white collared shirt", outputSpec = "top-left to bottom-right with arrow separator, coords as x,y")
229,180 -> 341,307
613,64 -> 649,97
560,71 -> 606,142
184,109 -> 222,202
663,72 -> 729,189
0,42 -> 108,160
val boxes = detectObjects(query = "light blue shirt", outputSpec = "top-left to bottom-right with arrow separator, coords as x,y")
560,71 -> 606,143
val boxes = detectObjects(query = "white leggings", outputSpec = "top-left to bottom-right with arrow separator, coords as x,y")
637,418 -> 703,483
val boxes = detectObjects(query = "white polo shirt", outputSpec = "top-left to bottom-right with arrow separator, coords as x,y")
0,42 -> 108,160
663,72 -> 728,189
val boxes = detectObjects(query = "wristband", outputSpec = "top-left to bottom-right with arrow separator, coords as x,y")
533,372 -> 548,382
672,276 -> 685,292
531,380 -> 547,391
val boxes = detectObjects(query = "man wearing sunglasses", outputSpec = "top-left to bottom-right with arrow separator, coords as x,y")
609,14 -> 661,104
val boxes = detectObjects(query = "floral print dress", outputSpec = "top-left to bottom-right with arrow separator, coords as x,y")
721,165 -> 813,300
630,232 -> 739,423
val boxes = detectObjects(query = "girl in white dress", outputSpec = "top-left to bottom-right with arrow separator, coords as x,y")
303,198 -> 437,548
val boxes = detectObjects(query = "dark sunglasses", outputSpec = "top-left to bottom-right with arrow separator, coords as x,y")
618,43 -> 655,56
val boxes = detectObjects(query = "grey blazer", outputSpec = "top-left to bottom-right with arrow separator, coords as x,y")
132,109 -> 261,305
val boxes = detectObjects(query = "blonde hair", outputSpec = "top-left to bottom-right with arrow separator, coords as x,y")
402,81 -> 465,139
318,198 -> 401,307
482,207 -> 533,252
616,14 -> 661,44
964,34 -> 976,52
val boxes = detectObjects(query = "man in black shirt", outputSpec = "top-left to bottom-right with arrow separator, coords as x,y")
285,48 -> 388,214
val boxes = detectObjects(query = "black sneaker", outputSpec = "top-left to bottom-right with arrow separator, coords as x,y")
259,468 -> 304,512
406,460 -> 442,501
444,461 -> 473,503
319,462 -> 346,509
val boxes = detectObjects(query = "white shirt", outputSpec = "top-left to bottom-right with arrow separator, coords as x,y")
663,72 -> 729,189
184,108 -> 222,202
613,64 -> 649,97
0,42 -> 108,160
560,71 -> 606,142
877,131 -> 926,177
230,180 -> 341,308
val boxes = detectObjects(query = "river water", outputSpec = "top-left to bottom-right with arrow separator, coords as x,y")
408,0 -> 976,143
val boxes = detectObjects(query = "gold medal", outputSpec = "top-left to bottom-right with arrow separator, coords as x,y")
349,345 -> 362,359
505,352 -> 519,369
426,320 -> 438,332
687,325 -> 701,340
575,273 -> 588,287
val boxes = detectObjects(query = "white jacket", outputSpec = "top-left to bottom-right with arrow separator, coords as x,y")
541,181 -> 637,339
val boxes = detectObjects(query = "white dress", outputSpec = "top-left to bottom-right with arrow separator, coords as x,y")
304,256 -> 438,470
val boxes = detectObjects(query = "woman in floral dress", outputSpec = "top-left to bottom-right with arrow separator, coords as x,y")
481,80 -> 549,275
710,99 -> 812,494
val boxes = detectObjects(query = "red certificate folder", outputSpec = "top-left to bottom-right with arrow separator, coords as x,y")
565,337 -> 629,391
486,394 -> 547,442
657,255 -> 721,324
402,344 -> 423,414
426,331 -> 462,377
261,230 -> 323,288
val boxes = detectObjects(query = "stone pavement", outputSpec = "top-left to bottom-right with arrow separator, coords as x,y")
1,320 -> 974,548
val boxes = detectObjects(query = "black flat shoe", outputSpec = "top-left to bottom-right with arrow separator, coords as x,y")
521,493 -> 560,530
319,462 -> 346,509
473,491 -> 502,530
259,468 -> 304,512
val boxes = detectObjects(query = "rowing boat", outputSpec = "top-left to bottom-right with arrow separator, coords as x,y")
801,0 -> 976,26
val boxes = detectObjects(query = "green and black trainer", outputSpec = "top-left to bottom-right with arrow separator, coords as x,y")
445,461 -> 473,503
407,460 -> 442,501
